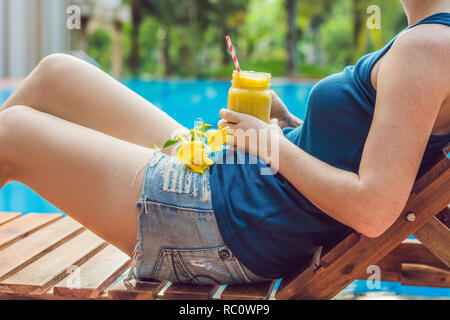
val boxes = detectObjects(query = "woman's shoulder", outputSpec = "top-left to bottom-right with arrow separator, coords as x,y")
379,23 -> 450,136
384,23 -> 450,87
392,23 -> 450,57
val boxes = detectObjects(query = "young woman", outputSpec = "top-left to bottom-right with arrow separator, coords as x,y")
0,0 -> 449,285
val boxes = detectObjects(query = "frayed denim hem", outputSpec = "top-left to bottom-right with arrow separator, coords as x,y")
125,199 -> 146,284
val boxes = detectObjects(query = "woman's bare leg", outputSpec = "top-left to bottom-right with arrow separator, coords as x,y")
0,54 -> 187,152
0,105 -> 155,256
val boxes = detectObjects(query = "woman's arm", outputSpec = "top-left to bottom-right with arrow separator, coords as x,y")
270,91 -> 303,129
219,27 -> 449,238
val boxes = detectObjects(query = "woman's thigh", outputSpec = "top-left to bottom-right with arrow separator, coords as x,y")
1,105 -> 156,256
1,54 -> 187,153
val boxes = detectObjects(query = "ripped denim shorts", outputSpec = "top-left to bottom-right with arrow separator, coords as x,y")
128,149 -> 272,285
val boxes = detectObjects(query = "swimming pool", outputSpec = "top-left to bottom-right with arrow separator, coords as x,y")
0,79 -> 449,298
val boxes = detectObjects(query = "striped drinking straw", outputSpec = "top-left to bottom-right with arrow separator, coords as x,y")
225,35 -> 241,72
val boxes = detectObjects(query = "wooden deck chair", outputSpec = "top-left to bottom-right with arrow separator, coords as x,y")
107,149 -> 450,300
0,149 -> 448,300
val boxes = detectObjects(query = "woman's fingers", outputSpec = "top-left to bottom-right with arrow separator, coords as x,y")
219,108 -> 247,123
218,119 -> 238,130
218,118 -> 233,126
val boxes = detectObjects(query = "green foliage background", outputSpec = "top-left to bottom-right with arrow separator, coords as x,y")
88,0 -> 407,79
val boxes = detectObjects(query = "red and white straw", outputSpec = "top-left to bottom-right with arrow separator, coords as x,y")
225,35 -> 241,72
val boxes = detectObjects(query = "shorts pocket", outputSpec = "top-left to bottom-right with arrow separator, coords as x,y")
151,245 -> 251,285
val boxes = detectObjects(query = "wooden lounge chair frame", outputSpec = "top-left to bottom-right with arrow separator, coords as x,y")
0,149 -> 448,300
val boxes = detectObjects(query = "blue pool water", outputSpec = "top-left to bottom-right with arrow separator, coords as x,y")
0,79 -> 449,298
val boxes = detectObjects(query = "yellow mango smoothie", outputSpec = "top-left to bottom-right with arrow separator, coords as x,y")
227,70 -> 272,123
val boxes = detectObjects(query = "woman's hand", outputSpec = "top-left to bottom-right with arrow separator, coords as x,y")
270,90 -> 303,128
218,109 -> 283,164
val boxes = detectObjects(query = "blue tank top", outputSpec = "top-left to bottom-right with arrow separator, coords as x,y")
209,13 -> 450,279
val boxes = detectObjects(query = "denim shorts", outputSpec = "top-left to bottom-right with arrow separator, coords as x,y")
128,149 -> 272,285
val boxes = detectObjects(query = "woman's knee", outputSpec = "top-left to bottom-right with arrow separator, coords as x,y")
0,105 -> 34,182
5,54 -> 79,108
34,53 -> 79,84
0,105 -> 36,142
0,104 -> 34,124
1,54 -> 77,109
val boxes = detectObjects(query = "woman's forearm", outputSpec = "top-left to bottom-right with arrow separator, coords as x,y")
274,135 -> 385,237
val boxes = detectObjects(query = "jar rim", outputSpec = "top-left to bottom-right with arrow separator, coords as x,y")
231,70 -> 271,89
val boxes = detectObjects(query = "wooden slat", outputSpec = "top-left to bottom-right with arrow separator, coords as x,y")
357,241 -> 430,284
0,230 -> 106,295
219,281 -> 275,300
436,205 -> 449,228
0,292 -> 66,300
412,152 -> 448,194
320,234 -> 360,268
0,212 -> 21,226
413,216 -> 450,267
107,276 -> 161,300
53,245 -> 131,299
400,263 -> 450,288
276,157 -> 450,300
0,213 -> 61,250
157,283 -> 214,300
356,239 -> 449,283
376,239 -> 448,271
0,217 -> 84,282
150,280 -> 172,298
277,246 -> 322,299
